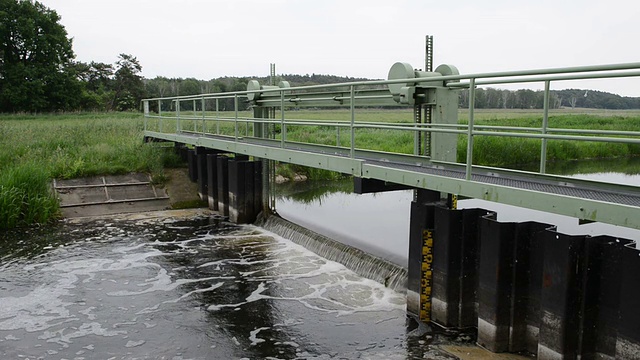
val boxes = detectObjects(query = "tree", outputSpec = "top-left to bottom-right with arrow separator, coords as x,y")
0,0 -> 81,112
113,53 -> 145,111
72,60 -> 115,110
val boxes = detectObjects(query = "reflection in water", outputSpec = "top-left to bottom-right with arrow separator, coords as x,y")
276,179 -> 413,267
276,168 -> 640,265
0,214 -> 466,359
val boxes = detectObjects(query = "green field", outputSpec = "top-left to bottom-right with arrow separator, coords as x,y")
158,107 -> 640,167
0,112 -> 180,229
2,108 -> 640,229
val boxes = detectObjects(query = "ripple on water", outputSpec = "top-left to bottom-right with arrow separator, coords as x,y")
0,215 -> 468,359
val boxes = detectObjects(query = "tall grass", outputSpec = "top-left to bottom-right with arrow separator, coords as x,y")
0,162 -> 59,229
163,109 -> 640,176
457,114 -> 640,168
0,112 -> 181,228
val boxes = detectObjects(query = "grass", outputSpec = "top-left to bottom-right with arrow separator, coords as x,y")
0,162 -> 59,229
3,108 -> 639,229
457,114 -> 640,168
157,108 -> 640,171
0,112 -> 182,229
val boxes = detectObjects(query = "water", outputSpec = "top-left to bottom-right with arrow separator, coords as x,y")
0,212 -> 467,359
4,165 -> 635,359
275,172 -> 640,265
257,216 -> 407,292
275,182 -> 413,267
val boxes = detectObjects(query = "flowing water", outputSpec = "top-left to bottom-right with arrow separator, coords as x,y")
3,161 -> 637,359
0,211 -> 468,359
275,170 -> 640,264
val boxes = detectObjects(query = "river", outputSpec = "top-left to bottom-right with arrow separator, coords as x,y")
275,168 -> 640,267
1,162 -> 637,359
0,210 -> 469,359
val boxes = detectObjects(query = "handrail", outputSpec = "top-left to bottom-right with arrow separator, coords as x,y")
143,62 -> 640,179
143,62 -> 640,102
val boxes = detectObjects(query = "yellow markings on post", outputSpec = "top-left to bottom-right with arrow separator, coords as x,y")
448,194 -> 458,210
420,229 -> 434,322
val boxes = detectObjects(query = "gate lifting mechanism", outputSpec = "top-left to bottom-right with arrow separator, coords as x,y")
387,62 -> 460,104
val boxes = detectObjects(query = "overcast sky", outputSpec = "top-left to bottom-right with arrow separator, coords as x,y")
40,0 -> 640,96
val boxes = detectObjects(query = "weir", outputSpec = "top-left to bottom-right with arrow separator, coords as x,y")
142,45 -> 640,359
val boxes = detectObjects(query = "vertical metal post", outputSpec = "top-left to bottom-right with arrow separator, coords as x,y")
158,100 -> 163,132
176,100 -> 181,133
202,96 -> 206,135
337,127 -> 341,147
540,81 -> 551,174
424,105 -> 432,156
270,63 -> 276,85
215,98 -> 220,134
143,100 -> 149,131
465,78 -> 476,180
269,63 -> 277,122
414,105 -> 422,155
234,94 -> 239,141
425,35 -> 433,72
269,156 -> 276,212
193,99 -> 197,132
350,85 -> 356,159
423,35 -> 433,157
280,90 -> 285,148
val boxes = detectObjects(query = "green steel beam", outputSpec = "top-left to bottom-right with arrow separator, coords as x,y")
145,129 -> 640,230
361,163 -> 640,230
144,131 -> 363,176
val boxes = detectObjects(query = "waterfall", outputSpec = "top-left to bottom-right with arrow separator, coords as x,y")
256,214 -> 407,292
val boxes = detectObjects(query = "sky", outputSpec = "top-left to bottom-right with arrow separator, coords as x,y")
40,0 -> 640,96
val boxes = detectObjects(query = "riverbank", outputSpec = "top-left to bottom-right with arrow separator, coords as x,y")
0,112 -> 180,229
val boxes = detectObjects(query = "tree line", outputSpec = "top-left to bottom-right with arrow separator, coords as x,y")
458,87 -> 640,110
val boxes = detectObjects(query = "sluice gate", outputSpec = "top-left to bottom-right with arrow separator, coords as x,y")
144,46 -> 640,359
407,191 -> 640,359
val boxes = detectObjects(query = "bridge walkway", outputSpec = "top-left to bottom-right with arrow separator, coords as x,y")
143,61 -> 640,229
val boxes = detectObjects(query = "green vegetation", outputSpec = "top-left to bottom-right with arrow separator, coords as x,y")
1,0 -> 145,112
0,113 -> 181,229
2,108 -> 639,229
0,162 -> 58,229
276,163 -> 346,181
458,114 -> 640,168
276,178 -> 354,204
0,0 -> 79,112
156,108 -> 640,174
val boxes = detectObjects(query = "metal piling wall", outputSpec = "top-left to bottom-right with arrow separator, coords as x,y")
410,204 -> 640,359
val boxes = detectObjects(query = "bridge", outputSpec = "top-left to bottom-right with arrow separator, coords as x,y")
142,57 -> 640,360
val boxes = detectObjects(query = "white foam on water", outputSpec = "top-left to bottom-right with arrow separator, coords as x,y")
125,339 -> 146,348
164,281 -> 225,303
135,304 -> 161,315
0,284 -> 76,332
202,226 -> 406,319
78,307 -> 97,321
2,216 -> 417,358
38,322 -> 127,347
249,327 -> 270,345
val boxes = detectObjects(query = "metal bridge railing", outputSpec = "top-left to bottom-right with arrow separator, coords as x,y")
143,62 -> 640,181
